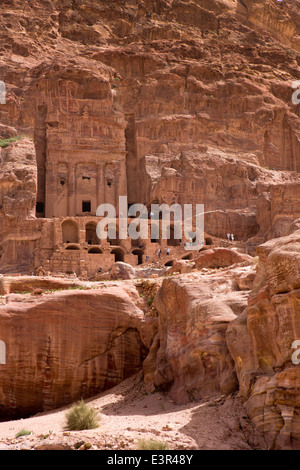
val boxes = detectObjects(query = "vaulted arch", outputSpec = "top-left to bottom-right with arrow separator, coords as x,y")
62,220 -> 79,244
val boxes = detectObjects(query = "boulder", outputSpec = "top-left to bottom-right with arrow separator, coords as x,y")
165,259 -> 194,275
0,285 -> 157,419
226,229 -> 300,449
195,248 -> 253,270
147,270 -> 250,403
109,262 -> 135,280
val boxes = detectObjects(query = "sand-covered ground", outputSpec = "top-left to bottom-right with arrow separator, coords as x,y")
0,372 -> 266,450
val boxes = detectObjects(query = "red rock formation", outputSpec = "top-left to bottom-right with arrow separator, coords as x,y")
165,258 -> 194,275
226,229 -> 300,449
0,0 -> 300,278
0,285 -> 157,419
0,0 -> 300,446
194,247 -> 253,269
0,138 -> 39,274
146,266 -> 255,403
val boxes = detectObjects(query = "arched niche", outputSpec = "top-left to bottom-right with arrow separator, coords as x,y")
62,220 -> 79,244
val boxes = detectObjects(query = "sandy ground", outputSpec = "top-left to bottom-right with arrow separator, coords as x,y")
0,372 -> 267,450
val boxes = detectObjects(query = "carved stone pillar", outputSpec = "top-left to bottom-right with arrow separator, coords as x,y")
45,161 -> 58,218
68,163 -> 76,216
97,164 -> 105,209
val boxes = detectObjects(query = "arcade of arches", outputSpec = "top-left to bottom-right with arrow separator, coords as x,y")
36,217 -> 199,278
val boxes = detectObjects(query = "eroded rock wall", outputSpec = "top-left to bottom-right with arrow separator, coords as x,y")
0,284 -> 157,419
0,0 -> 300,263
226,229 -> 300,449
0,138 -> 39,274
145,266 -> 254,402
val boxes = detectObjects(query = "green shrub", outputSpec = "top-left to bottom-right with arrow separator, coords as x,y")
15,429 -> 32,438
65,399 -> 99,431
0,135 -> 27,148
137,438 -> 168,450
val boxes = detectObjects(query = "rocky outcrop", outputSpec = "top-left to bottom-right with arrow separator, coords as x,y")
194,247 -> 253,270
0,275 -> 85,295
0,0 -> 300,449
144,230 -> 300,448
109,262 -> 135,280
239,0 -> 300,51
0,0 -> 299,271
146,267 -> 255,403
0,284 -> 157,419
165,259 -> 194,275
226,229 -> 300,449
0,138 -> 39,274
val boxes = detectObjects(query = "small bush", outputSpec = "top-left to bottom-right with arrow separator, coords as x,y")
0,135 -> 26,148
15,429 -> 32,438
65,399 -> 99,431
137,438 -> 168,450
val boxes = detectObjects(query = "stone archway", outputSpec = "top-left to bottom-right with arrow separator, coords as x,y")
62,220 -> 79,244
132,249 -> 143,265
181,253 -> 193,260
106,223 -> 120,246
86,222 -> 99,245
88,247 -> 103,254
167,225 -> 181,247
165,260 -> 174,267
111,248 -> 124,262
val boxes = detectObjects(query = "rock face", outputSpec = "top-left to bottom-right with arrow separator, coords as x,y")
0,285 -> 157,419
226,229 -> 300,449
144,231 -> 300,448
146,267 -> 254,403
109,262 -> 135,280
240,0 -> 300,51
0,276 -> 85,296
0,138 -> 39,274
194,247 -> 253,270
0,0 -> 300,277
0,0 -> 300,449
165,259 -> 194,275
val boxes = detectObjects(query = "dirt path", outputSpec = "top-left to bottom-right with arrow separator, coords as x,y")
0,373 -> 266,450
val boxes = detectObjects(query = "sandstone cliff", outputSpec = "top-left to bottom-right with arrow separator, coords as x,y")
226,228 -> 300,449
0,283 -> 157,419
0,0 -> 300,271
0,0 -> 300,451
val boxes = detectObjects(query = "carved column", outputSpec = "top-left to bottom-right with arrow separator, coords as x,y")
68,163 -> 76,216
115,162 -> 120,213
97,164 -> 105,209
45,161 -> 58,218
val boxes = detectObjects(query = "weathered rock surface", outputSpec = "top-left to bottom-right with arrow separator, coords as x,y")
194,247 -> 253,270
0,0 -> 300,278
0,275 -> 85,296
109,262 -> 135,280
0,284 -> 157,419
0,0 -> 300,450
226,229 -> 300,449
0,138 -> 39,274
146,267 -> 254,403
165,259 -> 195,275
